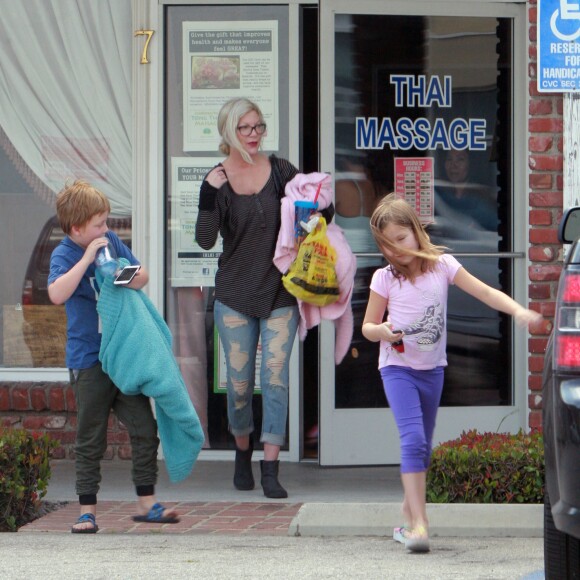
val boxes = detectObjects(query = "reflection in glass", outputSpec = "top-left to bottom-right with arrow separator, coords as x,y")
0,127 -> 134,368
164,5 -> 291,450
334,14 -> 512,409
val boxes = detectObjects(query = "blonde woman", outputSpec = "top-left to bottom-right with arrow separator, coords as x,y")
196,98 -> 333,497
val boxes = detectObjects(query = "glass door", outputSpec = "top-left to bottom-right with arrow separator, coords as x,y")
163,3 -> 300,457
319,1 -> 528,465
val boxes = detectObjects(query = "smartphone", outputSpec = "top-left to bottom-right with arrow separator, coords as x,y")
391,330 -> 405,353
113,265 -> 141,286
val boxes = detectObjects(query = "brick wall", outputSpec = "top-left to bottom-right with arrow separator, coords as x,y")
0,382 -> 131,459
528,0 -> 562,430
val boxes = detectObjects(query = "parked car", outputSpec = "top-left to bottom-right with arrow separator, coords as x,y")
543,205 -> 580,578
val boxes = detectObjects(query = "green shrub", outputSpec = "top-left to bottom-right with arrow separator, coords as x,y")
427,429 -> 544,504
0,428 -> 58,531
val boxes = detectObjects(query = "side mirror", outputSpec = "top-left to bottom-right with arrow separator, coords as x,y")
558,206 -> 580,244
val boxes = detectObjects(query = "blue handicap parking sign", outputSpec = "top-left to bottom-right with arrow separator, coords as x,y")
538,0 -> 580,92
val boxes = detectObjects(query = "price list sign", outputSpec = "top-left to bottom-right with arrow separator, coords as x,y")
394,157 -> 434,224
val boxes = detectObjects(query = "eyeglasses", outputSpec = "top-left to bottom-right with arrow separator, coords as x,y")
237,123 -> 267,136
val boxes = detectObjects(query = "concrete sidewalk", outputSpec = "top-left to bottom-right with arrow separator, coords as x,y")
30,459 -> 543,538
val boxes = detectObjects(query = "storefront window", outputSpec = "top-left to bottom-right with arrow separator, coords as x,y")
334,14 -> 514,408
0,131 -> 132,369
0,133 -> 63,368
0,1 -> 133,370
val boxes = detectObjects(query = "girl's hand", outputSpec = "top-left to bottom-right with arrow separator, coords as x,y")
206,165 -> 228,189
379,322 -> 404,344
514,307 -> 543,328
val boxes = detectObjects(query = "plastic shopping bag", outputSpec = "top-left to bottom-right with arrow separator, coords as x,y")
282,217 -> 340,306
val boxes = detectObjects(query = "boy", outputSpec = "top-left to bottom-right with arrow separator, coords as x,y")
48,180 -> 179,533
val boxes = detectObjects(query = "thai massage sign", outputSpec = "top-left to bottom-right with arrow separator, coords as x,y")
356,75 -> 487,151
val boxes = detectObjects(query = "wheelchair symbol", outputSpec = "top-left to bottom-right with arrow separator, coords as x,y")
551,0 -> 580,41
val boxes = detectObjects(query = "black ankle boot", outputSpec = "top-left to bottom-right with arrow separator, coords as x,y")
260,460 -> 288,498
234,441 -> 254,490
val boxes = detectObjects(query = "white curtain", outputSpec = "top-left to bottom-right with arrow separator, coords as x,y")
0,0 -> 132,215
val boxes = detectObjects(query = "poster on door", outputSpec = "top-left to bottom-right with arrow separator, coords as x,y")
170,157 -> 222,287
394,157 -> 434,224
182,20 -> 279,152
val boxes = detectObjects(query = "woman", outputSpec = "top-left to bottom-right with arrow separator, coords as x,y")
196,98 -> 330,497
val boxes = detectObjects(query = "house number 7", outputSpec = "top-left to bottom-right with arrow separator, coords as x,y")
135,30 -> 154,64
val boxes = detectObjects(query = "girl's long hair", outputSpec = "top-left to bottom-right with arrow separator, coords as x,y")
370,194 -> 446,282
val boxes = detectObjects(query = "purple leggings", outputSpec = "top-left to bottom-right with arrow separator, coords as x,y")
380,365 -> 444,473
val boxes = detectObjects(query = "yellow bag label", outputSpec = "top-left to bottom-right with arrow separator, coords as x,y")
282,218 -> 340,306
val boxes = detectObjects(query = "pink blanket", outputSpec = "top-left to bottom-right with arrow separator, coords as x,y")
274,172 -> 356,364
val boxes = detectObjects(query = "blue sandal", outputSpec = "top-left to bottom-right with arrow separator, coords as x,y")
71,512 -> 98,534
132,502 -> 180,524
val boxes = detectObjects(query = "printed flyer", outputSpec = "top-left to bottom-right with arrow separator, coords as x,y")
182,20 -> 279,152
394,157 -> 434,224
170,157 -> 222,287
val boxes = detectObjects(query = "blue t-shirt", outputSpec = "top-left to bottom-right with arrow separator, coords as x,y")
48,230 -> 139,369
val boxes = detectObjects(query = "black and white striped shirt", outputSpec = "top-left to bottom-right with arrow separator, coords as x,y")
195,156 -> 299,318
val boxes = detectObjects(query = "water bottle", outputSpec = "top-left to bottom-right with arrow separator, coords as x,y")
94,242 -> 119,277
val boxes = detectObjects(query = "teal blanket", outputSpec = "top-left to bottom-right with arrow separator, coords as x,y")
96,260 -> 204,482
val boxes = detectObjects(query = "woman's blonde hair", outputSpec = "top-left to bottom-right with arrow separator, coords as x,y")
217,97 -> 265,164
56,179 -> 111,234
370,194 -> 445,282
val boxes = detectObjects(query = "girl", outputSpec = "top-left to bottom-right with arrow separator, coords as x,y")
362,195 -> 541,552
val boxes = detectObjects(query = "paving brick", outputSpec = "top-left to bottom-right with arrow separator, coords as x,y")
18,501 -> 301,536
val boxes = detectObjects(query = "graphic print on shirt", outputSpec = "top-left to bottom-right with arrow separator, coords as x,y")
402,289 -> 444,351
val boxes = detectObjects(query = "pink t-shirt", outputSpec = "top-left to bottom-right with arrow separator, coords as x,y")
369,254 -> 462,371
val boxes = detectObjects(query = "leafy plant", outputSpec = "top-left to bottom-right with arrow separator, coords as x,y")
0,428 -> 58,531
427,429 -> 544,504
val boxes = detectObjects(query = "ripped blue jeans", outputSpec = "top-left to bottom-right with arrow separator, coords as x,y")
214,300 -> 299,446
